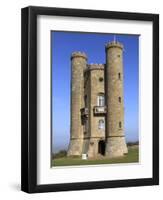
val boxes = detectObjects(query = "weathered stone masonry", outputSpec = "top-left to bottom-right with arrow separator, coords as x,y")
67,41 -> 128,158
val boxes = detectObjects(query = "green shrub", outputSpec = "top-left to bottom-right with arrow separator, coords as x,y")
127,141 -> 139,146
52,150 -> 67,159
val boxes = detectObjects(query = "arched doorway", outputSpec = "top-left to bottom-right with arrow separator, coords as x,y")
98,140 -> 105,155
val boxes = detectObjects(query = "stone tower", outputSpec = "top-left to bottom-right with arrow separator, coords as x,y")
67,52 -> 87,156
105,41 -> 128,157
67,40 -> 128,158
83,64 -> 105,158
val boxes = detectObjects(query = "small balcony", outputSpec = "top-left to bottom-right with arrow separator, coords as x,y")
93,106 -> 107,115
80,107 -> 89,118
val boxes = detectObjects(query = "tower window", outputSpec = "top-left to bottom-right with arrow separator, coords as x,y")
97,94 -> 105,106
117,54 -> 121,58
118,73 -> 121,80
99,77 -> 103,82
119,122 -> 122,129
98,119 -> 105,130
118,97 -> 121,102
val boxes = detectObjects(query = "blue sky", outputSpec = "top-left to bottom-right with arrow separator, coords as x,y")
52,31 -> 139,153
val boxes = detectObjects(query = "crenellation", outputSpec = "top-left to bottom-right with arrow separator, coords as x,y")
71,51 -> 88,60
105,41 -> 123,50
84,64 -> 104,73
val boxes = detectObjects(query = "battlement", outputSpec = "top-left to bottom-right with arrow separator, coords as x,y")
105,41 -> 123,50
71,51 -> 87,60
84,63 -> 105,72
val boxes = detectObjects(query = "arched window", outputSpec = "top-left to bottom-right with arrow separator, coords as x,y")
98,119 -> 105,129
97,93 -> 105,106
118,97 -> 121,102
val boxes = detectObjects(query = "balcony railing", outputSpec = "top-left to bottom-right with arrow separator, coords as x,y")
93,106 -> 107,115
80,107 -> 89,117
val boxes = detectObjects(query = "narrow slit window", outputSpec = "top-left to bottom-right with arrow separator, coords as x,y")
119,121 -> 122,129
118,97 -> 121,102
118,73 -> 121,80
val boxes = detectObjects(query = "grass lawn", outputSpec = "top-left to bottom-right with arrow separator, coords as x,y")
52,147 -> 139,167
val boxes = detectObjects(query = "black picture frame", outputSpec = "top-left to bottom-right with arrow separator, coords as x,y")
21,6 -> 159,193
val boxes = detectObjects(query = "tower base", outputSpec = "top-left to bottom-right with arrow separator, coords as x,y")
87,139 -> 98,158
67,138 -> 83,156
82,138 -> 90,154
105,136 -> 128,158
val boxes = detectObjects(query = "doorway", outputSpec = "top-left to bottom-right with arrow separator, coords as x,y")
98,140 -> 105,155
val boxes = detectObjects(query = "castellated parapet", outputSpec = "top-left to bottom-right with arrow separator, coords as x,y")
67,41 -> 128,158
105,41 -> 123,50
71,51 -> 88,60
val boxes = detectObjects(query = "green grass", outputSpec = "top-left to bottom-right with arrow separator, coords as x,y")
52,147 -> 139,167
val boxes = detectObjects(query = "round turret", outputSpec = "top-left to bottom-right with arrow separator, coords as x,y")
67,51 -> 87,156
105,40 -> 128,158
